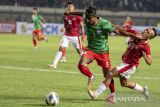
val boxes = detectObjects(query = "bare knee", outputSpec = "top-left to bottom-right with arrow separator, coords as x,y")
59,46 -> 66,52
120,79 -> 128,87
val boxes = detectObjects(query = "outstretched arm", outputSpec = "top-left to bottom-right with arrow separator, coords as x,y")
113,25 -> 143,39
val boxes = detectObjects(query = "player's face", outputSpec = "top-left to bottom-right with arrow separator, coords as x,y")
68,4 -> 75,12
142,28 -> 155,40
86,16 -> 98,26
32,9 -> 37,15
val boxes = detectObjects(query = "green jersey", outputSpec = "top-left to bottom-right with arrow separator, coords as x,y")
32,15 -> 43,30
84,17 -> 114,53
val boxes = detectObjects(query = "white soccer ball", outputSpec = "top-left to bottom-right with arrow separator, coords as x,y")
45,92 -> 59,106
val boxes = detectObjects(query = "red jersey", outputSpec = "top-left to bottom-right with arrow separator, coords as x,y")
64,15 -> 82,36
123,20 -> 134,30
122,30 -> 151,67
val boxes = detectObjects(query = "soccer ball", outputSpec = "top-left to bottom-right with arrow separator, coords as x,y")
45,92 -> 59,106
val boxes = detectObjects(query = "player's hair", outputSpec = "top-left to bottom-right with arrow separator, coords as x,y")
33,7 -> 38,10
85,5 -> 97,20
67,1 -> 76,7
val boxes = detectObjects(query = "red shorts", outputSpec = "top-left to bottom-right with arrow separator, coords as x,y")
82,50 -> 111,70
32,30 -> 43,38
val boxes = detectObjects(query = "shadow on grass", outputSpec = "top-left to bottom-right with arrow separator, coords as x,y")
60,97 -> 104,104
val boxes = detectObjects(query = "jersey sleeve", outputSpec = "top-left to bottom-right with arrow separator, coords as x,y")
77,16 -> 82,23
38,15 -> 44,20
142,44 -> 151,55
102,19 -> 114,32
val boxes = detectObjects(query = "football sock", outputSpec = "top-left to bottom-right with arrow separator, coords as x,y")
95,83 -> 107,97
32,39 -> 37,47
133,83 -> 144,92
78,64 -> 92,78
53,51 -> 63,65
109,79 -> 115,94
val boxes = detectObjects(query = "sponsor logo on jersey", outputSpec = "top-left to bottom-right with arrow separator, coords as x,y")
96,29 -> 101,34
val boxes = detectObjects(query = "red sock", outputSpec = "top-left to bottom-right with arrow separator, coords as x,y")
81,45 -> 86,50
78,64 -> 92,78
109,79 -> 115,93
62,49 -> 66,58
32,39 -> 37,47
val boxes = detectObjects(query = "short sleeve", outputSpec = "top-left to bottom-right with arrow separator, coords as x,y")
102,19 -> 114,32
38,15 -> 43,20
77,16 -> 82,23
142,44 -> 151,55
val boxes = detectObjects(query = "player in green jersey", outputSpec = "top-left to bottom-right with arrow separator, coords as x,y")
78,5 -> 143,103
32,7 -> 47,48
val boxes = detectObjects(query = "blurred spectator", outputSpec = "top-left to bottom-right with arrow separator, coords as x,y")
0,0 -> 160,12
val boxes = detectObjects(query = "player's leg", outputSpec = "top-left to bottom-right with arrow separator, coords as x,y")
88,67 -> 118,100
78,50 -> 95,90
70,36 -> 83,55
32,31 -> 37,48
119,76 -> 149,99
59,48 -> 67,63
102,68 -> 116,103
48,36 -> 69,68
95,54 -> 115,103
37,30 -> 48,42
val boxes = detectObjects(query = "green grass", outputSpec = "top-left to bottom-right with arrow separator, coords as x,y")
0,34 -> 160,107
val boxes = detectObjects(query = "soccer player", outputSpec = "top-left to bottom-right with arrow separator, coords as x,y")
32,7 -> 48,48
88,28 -> 160,103
78,5 -> 144,103
123,16 -> 134,44
48,2 -> 85,68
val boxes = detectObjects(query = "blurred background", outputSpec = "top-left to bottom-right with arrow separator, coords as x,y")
0,0 -> 160,34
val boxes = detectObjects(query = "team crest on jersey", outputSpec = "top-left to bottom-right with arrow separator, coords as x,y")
96,29 -> 101,34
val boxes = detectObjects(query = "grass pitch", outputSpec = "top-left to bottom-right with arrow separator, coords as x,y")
0,34 -> 160,107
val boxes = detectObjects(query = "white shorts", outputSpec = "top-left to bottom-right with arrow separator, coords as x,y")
60,35 -> 81,49
116,62 -> 136,79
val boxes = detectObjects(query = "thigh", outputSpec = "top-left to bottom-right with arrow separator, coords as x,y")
60,35 -> 70,48
32,30 -> 37,37
69,36 -> 82,49
96,53 -> 111,70
119,75 -> 128,86
79,50 -> 94,65
116,62 -> 136,79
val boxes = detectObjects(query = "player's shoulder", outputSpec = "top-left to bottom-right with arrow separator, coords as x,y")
99,17 -> 110,24
38,15 -> 43,18
99,17 -> 112,27
139,41 -> 151,49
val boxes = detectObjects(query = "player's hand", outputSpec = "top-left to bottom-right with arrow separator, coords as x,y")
42,24 -> 46,28
142,51 -> 147,57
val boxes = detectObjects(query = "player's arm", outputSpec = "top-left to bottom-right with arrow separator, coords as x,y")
39,15 -> 45,27
142,52 -> 152,65
60,27 -> 66,33
113,25 -> 144,39
40,16 -> 45,24
80,21 -> 85,41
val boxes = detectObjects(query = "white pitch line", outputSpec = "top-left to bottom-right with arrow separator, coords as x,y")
0,65 -> 160,80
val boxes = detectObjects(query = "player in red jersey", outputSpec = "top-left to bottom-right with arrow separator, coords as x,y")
48,2 -> 85,68
123,16 -> 134,44
88,28 -> 160,103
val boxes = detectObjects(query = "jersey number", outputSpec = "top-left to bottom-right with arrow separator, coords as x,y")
68,20 -> 72,25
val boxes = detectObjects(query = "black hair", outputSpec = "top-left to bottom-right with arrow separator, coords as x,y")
67,1 -> 75,7
152,28 -> 157,37
33,7 -> 38,10
85,5 -> 97,19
